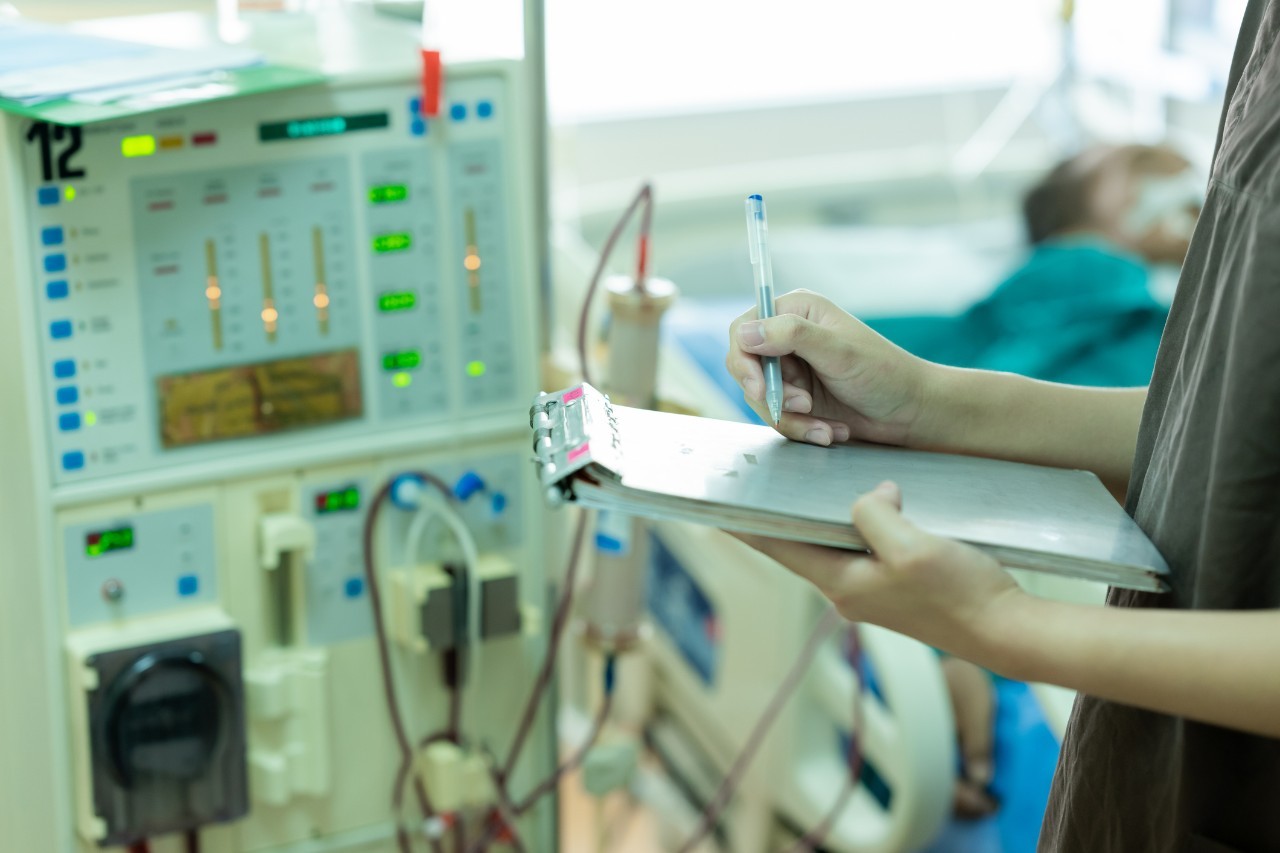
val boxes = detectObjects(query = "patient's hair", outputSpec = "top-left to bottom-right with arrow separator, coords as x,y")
1021,144 -> 1190,246
1021,153 -> 1098,245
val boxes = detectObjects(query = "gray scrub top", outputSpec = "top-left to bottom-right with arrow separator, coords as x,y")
1040,2 -> 1280,851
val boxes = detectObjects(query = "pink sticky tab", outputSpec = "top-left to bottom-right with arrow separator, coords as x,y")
563,386 -> 584,403
567,443 -> 590,463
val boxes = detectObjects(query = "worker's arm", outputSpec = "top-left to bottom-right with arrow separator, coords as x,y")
736,483 -> 1280,739
916,368 -> 1146,498
726,290 -> 1146,495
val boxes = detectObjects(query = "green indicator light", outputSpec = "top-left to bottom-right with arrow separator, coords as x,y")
64,186 -> 77,201
378,291 -> 417,312
84,411 -> 97,427
392,371 -> 412,388
372,233 -> 412,254
121,135 -> 157,158
315,485 -> 361,514
85,526 -> 134,558
467,360 -> 487,377
369,184 -> 409,204
382,349 -> 422,371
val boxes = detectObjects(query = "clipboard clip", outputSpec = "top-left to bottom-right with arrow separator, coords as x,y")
529,383 -> 623,504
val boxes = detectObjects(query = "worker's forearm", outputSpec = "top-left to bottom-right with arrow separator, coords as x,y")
978,594 -> 1280,739
913,366 -> 1146,496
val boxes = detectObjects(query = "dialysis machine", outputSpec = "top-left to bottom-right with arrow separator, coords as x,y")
0,54 -> 556,852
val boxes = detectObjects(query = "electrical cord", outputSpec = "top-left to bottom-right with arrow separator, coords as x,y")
468,655 -> 616,853
126,841 -> 150,853
513,655 -> 616,815
363,475 -> 451,853
576,182 -> 654,387
674,608 -> 845,853
401,484 -> 481,686
782,623 -> 866,853
184,828 -> 200,853
497,511 -> 590,785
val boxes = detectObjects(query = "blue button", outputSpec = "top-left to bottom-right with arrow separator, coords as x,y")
410,118 -> 426,137
44,254 -> 67,273
491,492 -> 508,515
56,386 -> 78,405
177,574 -> 199,597
409,96 -> 422,115
37,187 -> 60,206
50,320 -> 73,339
53,359 -> 76,379
344,577 -> 364,599
450,103 -> 467,121
46,280 -> 69,300
477,100 -> 494,119
41,227 -> 64,246
61,451 -> 85,471
59,412 -> 81,431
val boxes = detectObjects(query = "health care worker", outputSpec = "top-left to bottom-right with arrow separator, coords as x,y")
725,2 -> 1280,850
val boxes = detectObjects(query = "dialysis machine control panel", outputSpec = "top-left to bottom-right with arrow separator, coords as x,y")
18,71 -> 533,486
2,61 -> 553,853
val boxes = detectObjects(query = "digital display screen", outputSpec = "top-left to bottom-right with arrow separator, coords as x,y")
372,233 -> 412,254
378,291 -> 416,312
315,485 -> 360,514
259,112 -> 390,143
382,349 -> 421,371
369,184 -> 409,204
86,526 -> 134,558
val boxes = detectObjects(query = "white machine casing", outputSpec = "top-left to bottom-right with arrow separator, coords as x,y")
0,57 -> 555,852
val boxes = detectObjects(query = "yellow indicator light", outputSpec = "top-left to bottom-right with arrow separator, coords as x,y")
64,186 -> 76,201
261,307 -> 279,324
313,292 -> 330,309
84,411 -> 97,427
121,135 -> 157,158
205,285 -> 221,301
159,135 -> 184,150
467,360 -> 486,377
392,372 -> 412,388
464,254 -> 481,272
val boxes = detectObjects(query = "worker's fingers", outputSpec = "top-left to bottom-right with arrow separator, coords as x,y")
730,531 -> 872,593
773,414 -> 850,445
850,481 -> 926,563
736,313 -> 844,369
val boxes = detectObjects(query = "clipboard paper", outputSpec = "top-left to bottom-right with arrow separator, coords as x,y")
531,384 -> 1169,593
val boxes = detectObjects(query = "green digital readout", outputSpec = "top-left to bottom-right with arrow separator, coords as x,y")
369,184 -> 409,204
378,291 -> 417,312
259,112 -> 390,143
372,233 -> 412,254
382,349 -> 422,371
86,526 -> 134,558
315,486 -> 360,514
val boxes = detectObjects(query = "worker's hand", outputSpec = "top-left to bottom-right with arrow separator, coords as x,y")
726,290 -> 934,446
734,481 -> 1023,663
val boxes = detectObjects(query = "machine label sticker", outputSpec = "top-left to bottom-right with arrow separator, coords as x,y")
156,348 -> 363,447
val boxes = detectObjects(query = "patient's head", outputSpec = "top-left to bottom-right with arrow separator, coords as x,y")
1022,144 -> 1200,265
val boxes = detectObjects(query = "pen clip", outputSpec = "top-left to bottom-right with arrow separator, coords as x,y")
746,195 -> 764,264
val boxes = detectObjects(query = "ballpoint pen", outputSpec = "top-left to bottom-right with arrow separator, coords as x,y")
746,193 -> 784,425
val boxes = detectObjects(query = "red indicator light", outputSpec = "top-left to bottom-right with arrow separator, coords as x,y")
192,131 -> 218,147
